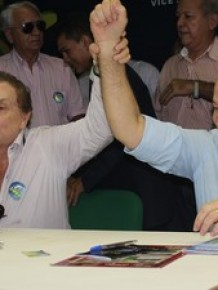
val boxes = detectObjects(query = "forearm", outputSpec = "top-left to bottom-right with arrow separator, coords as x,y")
98,42 -> 145,149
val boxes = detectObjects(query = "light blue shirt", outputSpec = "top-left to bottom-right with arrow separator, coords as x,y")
125,116 -> 218,211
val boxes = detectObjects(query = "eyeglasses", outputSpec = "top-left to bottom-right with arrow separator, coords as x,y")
11,20 -> 46,34
0,204 -> 5,219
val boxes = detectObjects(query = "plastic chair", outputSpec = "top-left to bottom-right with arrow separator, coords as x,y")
68,189 -> 143,231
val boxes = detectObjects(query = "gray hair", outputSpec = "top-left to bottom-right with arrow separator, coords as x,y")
199,0 -> 218,15
0,1 -> 41,29
200,0 -> 218,34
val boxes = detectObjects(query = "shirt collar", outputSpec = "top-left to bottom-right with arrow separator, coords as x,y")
179,36 -> 218,62
11,49 -> 42,68
8,129 -> 28,152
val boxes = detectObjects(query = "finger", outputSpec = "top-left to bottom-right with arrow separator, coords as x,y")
113,50 -> 130,63
193,206 -> 210,232
67,187 -> 73,204
113,54 -> 131,64
211,223 -> 218,237
112,0 -> 127,21
213,80 -> 218,107
72,193 -> 79,206
68,191 -> 77,206
101,0 -> 114,23
90,5 -> 108,26
89,43 -> 100,60
92,1 -> 113,25
114,37 -> 128,51
71,189 -> 83,206
159,85 -> 174,105
159,92 -> 172,105
67,192 -> 73,205
196,210 -> 218,236
194,202 -> 218,232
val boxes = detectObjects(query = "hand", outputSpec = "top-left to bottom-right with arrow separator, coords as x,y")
193,199 -> 218,236
90,0 -> 127,44
89,35 -> 130,64
213,80 -> 218,127
113,34 -> 131,63
67,176 -> 84,206
159,79 -> 194,105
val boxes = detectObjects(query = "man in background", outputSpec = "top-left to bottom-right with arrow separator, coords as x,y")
0,1 -> 85,128
56,12 -> 159,105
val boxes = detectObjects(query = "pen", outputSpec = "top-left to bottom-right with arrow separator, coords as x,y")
90,240 -> 137,254
76,255 -> 112,262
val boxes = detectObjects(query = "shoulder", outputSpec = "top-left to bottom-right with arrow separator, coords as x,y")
39,53 -> 66,67
39,53 -> 72,74
161,54 -> 180,69
0,52 -> 12,62
128,60 -> 159,88
159,54 -> 181,80
129,59 -> 159,74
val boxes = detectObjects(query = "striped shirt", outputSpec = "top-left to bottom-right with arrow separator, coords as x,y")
0,49 -> 86,128
154,37 -> 218,129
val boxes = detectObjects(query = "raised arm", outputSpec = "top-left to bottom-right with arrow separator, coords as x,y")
90,0 -> 145,149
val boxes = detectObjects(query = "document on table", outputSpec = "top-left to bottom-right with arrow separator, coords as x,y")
52,242 -> 185,268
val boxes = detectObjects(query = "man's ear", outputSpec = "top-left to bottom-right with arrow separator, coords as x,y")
208,13 -> 218,31
21,112 -> 32,129
4,28 -> 13,44
82,35 -> 92,50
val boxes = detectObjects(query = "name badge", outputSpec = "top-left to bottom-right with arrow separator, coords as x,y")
8,181 -> 26,200
53,91 -> 64,103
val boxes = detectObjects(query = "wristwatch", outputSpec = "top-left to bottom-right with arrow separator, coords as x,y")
193,81 -> 200,99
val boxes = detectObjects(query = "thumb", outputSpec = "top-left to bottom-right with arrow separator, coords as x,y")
89,43 -> 100,61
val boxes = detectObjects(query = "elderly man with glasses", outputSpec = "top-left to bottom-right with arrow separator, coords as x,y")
0,1 -> 86,128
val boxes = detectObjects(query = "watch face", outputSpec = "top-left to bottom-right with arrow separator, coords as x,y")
193,81 -> 199,99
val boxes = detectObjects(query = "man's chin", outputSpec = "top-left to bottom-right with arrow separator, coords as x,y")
179,36 -> 191,48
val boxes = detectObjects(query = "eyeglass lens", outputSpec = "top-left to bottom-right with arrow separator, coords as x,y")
21,20 -> 46,34
0,204 -> 5,219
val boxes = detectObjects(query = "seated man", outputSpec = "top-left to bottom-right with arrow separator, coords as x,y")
0,70 -> 112,228
89,0 -> 218,236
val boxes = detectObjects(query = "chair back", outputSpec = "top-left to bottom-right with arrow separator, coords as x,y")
68,189 -> 143,231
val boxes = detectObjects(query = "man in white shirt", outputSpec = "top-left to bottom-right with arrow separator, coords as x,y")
0,70 -> 112,228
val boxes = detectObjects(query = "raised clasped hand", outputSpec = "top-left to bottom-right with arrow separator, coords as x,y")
90,0 -> 127,44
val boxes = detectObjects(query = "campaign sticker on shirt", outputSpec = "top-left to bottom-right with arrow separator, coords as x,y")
8,181 -> 26,200
53,91 -> 64,103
